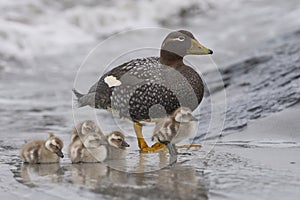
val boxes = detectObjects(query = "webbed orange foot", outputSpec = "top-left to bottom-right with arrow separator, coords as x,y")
139,142 -> 166,153
133,122 -> 167,153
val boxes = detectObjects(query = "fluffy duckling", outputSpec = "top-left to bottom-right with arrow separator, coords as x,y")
69,120 -> 104,163
69,131 -> 130,163
69,121 -> 130,163
70,120 -> 105,144
152,107 -> 197,145
106,131 -> 130,160
20,133 -> 64,164
151,107 -> 197,164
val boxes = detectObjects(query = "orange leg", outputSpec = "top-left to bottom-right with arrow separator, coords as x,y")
133,122 -> 166,153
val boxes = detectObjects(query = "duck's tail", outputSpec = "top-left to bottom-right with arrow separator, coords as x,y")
72,88 -> 95,108
72,88 -> 84,98
72,88 -> 85,108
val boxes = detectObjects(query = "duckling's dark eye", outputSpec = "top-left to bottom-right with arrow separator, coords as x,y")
50,144 -> 58,149
178,36 -> 185,41
117,138 -> 122,141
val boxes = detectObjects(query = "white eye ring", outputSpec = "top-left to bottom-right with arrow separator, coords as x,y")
178,36 -> 185,41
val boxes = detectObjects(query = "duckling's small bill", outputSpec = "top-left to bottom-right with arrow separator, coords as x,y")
121,140 -> 130,147
56,150 -> 64,158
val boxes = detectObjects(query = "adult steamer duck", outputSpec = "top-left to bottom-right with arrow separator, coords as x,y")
73,30 -> 213,152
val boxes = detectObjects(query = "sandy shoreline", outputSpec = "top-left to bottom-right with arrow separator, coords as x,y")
0,103 -> 299,199
218,103 -> 300,172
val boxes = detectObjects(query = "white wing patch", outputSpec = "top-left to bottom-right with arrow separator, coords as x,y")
104,75 -> 122,87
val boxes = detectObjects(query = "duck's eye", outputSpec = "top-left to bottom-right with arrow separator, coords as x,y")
117,138 -> 122,141
178,36 -> 185,41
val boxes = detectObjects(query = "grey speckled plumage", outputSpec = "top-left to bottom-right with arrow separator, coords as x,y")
73,30 -> 212,122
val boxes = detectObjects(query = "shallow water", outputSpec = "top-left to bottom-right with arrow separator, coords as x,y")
1,0 -> 300,199
2,140 -> 300,200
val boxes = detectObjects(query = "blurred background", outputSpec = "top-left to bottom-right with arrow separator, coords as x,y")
0,0 -> 299,69
0,0 -> 299,135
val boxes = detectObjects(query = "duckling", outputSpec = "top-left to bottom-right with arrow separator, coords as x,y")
69,120 -> 104,163
151,107 -> 197,164
106,131 -> 130,160
20,133 -> 64,164
69,140 -> 106,163
69,123 -> 130,163
70,120 -> 105,144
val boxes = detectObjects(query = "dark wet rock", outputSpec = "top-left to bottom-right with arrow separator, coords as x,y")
198,29 -> 300,138
221,55 -> 274,91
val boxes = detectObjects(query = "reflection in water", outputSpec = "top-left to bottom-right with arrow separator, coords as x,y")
15,152 -> 208,199
68,163 -> 128,186
20,163 -> 64,187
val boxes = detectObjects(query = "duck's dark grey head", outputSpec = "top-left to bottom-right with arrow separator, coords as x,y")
160,30 -> 213,64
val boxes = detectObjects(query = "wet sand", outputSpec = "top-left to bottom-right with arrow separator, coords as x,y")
1,90 -> 300,200
220,103 -> 300,172
1,104 -> 300,200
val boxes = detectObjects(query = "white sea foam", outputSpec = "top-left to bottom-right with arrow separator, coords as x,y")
0,0 -> 299,73
0,0 -> 231,68
63,0 -> 218,36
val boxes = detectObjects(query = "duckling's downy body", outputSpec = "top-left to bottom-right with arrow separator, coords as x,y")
152,107 -> 197,163
152,107 -> 196,145
69,121 -> 129,163
20,134 -> 64,164
70,120 -> 105,144
73,30 -> 212,152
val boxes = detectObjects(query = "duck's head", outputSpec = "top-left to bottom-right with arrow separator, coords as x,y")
45,134 -> 64,158
173,107 -> 198,123
81,120 -> 101,135
160,30 -> 213,63
107,131 -> 130,150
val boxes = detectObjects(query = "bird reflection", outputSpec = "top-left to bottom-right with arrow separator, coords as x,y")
156,165 -> 203,199
67,152 -> 208,199
69,163 -> 108,186
134,151 -> 207,200
68,163 -> 128,187
17,152 -> 208,199
20,163 -> 64,186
